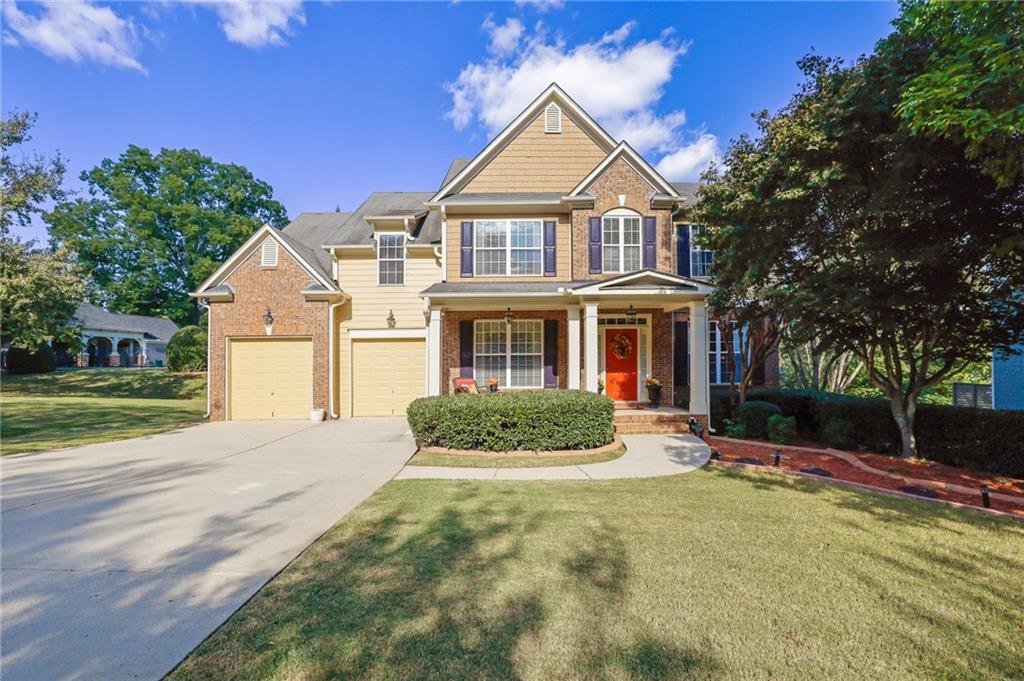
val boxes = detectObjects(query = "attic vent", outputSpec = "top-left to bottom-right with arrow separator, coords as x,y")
261,239 -> 278,267
544,103 -> 562,133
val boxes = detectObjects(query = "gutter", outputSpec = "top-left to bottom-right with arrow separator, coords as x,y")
328,299 -> 346,419
197,298 -> 212,418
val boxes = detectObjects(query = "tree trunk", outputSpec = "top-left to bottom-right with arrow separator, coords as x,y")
888,394 -> 918,458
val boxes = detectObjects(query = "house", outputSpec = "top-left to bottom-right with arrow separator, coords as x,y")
993,347 -> 1024,410
56,303 -> 179,368
191,84 -> 778,422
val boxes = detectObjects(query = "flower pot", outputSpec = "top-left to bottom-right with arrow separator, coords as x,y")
488,384 -> 498,393
646,386 -> 662,409
310,408 -> 325,422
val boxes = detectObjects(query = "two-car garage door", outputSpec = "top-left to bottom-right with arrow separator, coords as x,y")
228,338 -> 312,420
351,338 -> 425,416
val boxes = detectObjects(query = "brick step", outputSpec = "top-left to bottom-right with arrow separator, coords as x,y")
614,413 -> 690,424
615,423 -> 693,435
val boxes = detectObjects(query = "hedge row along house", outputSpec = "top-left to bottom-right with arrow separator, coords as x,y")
191,84 -> 779,423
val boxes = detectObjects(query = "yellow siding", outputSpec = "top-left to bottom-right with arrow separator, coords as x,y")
336,248 -> 441,416
444,213 -> 573,282
462,112 -> 608,193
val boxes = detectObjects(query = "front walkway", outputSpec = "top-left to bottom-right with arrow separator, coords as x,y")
394,433 -> 710,480
1,418 -> 413,681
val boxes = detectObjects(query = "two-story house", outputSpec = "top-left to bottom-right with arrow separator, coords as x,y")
191,84 -> 778,424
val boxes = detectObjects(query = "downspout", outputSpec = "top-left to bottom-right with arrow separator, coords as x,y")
328,298 -> 345,419
198,298 -> 212,418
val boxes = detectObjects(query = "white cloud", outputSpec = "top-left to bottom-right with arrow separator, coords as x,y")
2,0 -> 146,73
184,0 -> 305,48
514,0 -> 564,11
482,15 -> 523,57
655,133 -> 719,181
445,19 -> 716,177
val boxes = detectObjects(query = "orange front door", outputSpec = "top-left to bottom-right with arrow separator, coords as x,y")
605,328 -> 638,401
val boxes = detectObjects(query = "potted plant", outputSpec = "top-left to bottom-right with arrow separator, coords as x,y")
487,376 -> 499,393
597,378 -> 605,395
645,377 -> 662,408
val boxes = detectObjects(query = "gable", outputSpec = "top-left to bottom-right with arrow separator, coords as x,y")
462,110 -> 609,194
570,142 -> 679,199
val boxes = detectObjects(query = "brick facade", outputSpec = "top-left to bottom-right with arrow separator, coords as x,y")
441,310 -> 568,395
207,242 -> 330,420
570,157 -> 674,280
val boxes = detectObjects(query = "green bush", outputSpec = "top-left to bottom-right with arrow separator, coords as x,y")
407,390 -> 615,452
733,400 -> 782,439
767,415 -> 797,444
723,419 -> 746,439
745,387 -> 1024,477
6,343 -> 57,374
166,326 -> 207,372
710,391 -> 735,431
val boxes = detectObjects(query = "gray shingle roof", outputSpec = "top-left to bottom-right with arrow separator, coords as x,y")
437,192 -> 567,206
441,158 -> 472,189
74,302 -> 179,341
670,182 -> 700,203
326,192 -> 438,246
420,281 -> 571,296
282,212 -> 351,276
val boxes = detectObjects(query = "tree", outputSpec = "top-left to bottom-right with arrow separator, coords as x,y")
709,292 -> 785,405
0,237 -> 85,348
46,146 -> 288,325
697,29 -> 1024,457
780,326 -> 863,394
1,111 -> 66,236
894,1 -> 1023,188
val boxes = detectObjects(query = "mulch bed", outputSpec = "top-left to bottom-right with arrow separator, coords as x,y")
707,437 -> 1024,518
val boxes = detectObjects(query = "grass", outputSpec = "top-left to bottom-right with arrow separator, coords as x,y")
169,467 -> 1024,681
407,447 -> 625,468
1,370 -> 206,455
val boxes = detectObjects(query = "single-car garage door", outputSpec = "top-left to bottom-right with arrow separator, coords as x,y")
351,338 -> 425,416
229,338 -> 312,419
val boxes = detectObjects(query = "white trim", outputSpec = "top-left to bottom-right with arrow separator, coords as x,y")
348,328 -> 426,340
600,209 -> 642,275
567,305 -> 581,389
377,232 -> 406,285
195,224 -> 338,294
472,218 -> 545,277
427,307 -> 442,395
568,142 -> 679,199
599,314 -> 653,400
570,269 -> 712,294
473,318 -> 545,389
429,84 -> 617,203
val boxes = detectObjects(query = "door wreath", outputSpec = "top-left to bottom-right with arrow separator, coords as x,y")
610,331 -> 634,360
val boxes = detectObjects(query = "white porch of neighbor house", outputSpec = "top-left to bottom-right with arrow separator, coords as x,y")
80,330 -> 149,367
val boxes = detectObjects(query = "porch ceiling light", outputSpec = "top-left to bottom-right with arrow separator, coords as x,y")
504,307 -> 515,325
263,306 -> 274,335
625,304 -> 638,325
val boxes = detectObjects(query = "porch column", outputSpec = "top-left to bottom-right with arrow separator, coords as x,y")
567,305 -> 581,389
689,300 -> 709,415
583,302 -> 600,392
426,306 -> 442,396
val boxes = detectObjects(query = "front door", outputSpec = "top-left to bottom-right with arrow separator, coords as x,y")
605,328 -> 638,401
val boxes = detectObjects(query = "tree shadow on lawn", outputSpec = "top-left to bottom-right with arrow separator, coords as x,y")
173,489 -> 719,681
3,370 -> 204,399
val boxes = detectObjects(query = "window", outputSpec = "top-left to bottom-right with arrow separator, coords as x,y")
690,224 -> 714,277
474,220 -> 542,276
708,321 -> 740,384
377,233 -> 405,285
260,239 -> 278,267
544,103 -> 562,133
602,212 -> 641,273
474,320 -> 543,388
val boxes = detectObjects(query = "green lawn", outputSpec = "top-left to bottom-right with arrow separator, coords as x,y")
169,468 -> 1024,681
407,447 -> 625,468
1,370 -> 206,455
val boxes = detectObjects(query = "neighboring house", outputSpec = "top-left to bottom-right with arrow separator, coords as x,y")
192,84 -> 779,421
58,302 -> 180,368
993,347 -> 1024,410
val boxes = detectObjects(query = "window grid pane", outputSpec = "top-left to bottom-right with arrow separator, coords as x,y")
474,220 -> 542,276
473,320 -> 543,388
377,233 -> 405,285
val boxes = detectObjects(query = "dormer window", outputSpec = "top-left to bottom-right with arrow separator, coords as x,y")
377,233 -> 405,285
544,103 -> 562,133
260,239 -> 278,267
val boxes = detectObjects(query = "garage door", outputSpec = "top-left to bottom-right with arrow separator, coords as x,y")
229,338 -> 312,419
351,338 -> 425,416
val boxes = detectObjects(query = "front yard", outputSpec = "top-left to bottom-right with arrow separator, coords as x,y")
1,370 -> 205,455
169,467 -> 1023,680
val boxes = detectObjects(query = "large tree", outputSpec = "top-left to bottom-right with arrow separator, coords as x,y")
697,12 -> 1024,457
1,111 -> 66,236
0,238 -> 85,348
46,146 -> 288,325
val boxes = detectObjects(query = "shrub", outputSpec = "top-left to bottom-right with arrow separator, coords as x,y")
723,419 -> 746,439
167,326 -> 207,372
821,418 -> 855,450
733,400 -> 782,439
6,343 -> 56,374
767,415 -> 797,444
710,391 -> 735,431
407,390 -> 615,452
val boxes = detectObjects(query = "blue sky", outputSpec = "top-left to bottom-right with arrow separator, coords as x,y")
4,1 -> 899,242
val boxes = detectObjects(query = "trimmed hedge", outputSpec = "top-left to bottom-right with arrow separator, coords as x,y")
767,414 -> 797,445
712,388 -> 1024,477
6,343 -> 57,374
733,400 -> 782,439
407,389 -> 615,452
167,326 -> 207,372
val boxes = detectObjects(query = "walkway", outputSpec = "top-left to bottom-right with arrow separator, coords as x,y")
394,433 -> 710,480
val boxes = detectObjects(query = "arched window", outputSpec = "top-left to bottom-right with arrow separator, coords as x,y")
601,208 -> 642,273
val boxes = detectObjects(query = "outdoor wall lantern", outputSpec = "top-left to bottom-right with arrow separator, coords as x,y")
263,307 -> 274,336
625,304 -> 638,325
504,307 -> 515,325
386,309 -> 396,328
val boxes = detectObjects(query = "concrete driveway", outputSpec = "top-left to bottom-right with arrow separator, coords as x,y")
1,418 -> 414,681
